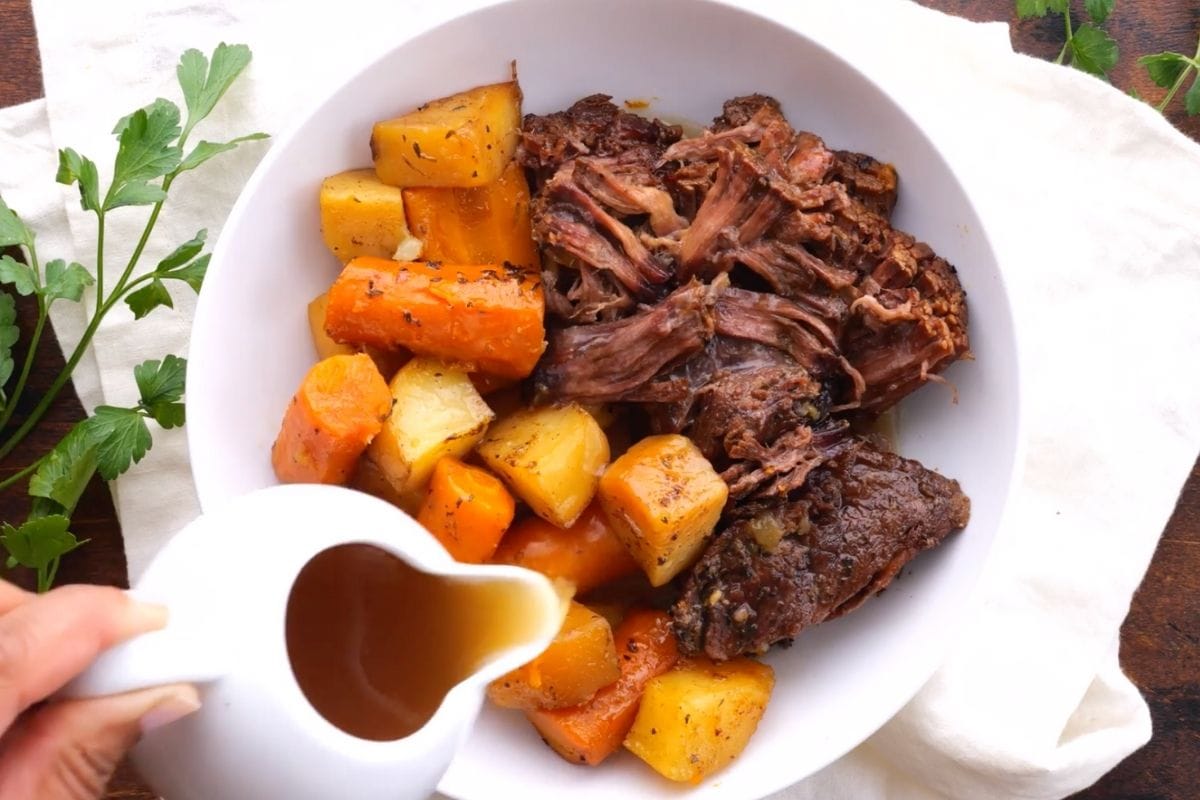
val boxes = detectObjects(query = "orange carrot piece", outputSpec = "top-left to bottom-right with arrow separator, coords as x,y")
526,609 -> 679,766
403,160 -> 540,272
324,257 -> 545,379
417,457 -> 516,563
491,502 -> 640,594
271,354 -> 392,485
488,601 -> 620,710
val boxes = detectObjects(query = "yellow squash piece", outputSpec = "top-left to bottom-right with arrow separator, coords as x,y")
476,403 -> 609,528
319,169 -> 422,262
624,658 -> 775,784
371,81 -> 522,188
488,601 -> 620,710
366,358 -> 494,499
403,160 -> 540,271
598,434 -> 728,586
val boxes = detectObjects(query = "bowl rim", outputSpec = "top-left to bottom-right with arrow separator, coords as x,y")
188,0 -> 1027,795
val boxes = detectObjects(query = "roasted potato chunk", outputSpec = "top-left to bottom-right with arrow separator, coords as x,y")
477,404 -> 609,528
319,169 -> 422,262
371,81 -> 521,188
366,358 -> 494,498
488,601 -> 619,710
598,435 -> 728,586
624,658 -> 775,784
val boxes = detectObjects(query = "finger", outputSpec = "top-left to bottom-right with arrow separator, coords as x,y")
0,683 -> 199,800
0,585 -> 167,727
0,582 -> 29,615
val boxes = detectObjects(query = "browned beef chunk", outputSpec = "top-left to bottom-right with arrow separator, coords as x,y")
829,150 -> 899,217
518,94 -> 682,182
672,439 -> 970,659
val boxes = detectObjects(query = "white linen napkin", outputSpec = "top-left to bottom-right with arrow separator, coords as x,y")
1,1 -> 1197,798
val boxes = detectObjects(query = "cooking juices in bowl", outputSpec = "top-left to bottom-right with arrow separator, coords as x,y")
286,543 -> 543,741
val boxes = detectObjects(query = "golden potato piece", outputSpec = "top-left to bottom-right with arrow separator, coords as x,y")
624,658 -> 775,784
319,169 -> 422,262
598,435 -> 728,586
371,81 -> 521,188
367,358 -> 494,498
476,403 -> 609,528
307,292 -> 354,359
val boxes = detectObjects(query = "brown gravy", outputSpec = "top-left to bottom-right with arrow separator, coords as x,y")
286,543 -> 539,741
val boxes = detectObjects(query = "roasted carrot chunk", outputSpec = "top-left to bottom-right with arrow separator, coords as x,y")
271,354 -> 392,485
526,609 -> 679,766
488,601 -> 620,710
404,160 -> 540,272
324,257 -> 545,379
416,457 -> 516,563
491,503 -> 639,594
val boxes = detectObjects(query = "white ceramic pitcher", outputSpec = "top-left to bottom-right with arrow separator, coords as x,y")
63,483 -> 566,800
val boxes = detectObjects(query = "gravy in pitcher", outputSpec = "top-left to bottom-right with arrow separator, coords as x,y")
286,543 -> 541,741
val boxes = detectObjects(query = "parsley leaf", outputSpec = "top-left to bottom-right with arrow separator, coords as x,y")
1069,24 -> 1120,77
1140,52 -> 1190,88
43,259 -> 94,306
55,148 -> 102,213
135,355 -> 186,406
1,515 -> 85,572
1186,73 -> 1200,116
1084,0 -> 1114,24
0,194 -> 32,248
178,133 -> 269,174
161,253 -> 209,293
105,99 -> 183,211
87,406 -> 152,480
157,230 -> 207,270
1016,0 -> 1068,17
178,43 -> 253,137
28,421 -> 97,514
0,255 -> 37,296
125,279 -> 175,319
0,293 -> 17,410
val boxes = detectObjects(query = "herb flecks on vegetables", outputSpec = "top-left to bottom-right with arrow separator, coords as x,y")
1016,0 -> 1119,79
0,44 -> 266,591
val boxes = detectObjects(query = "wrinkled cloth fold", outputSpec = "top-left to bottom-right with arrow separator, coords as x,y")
1,1 -> 1197,798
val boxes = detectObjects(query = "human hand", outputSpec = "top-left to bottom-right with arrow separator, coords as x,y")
0,581 -> 199,799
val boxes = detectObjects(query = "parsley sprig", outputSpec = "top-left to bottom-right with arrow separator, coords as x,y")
0,44 -> 266,591
1016,0 -> 1119,79
1139,35 -> 1200,116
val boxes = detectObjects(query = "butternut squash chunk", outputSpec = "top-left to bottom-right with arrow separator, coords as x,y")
371,81 -> 521,188
624,658 -> 775,783
488,601 -> 619,710
598,435 -> 728,586
319,169 -> 422,262
403,160 -> 540,271
416,457 -> 515,563
477,404 -> 609,528
324,257 -> 545,379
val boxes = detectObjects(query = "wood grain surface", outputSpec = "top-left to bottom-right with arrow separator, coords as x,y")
0,1 -> 1196,798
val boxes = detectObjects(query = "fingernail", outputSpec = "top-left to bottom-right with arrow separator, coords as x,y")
140,686 -> 201,734
123,599 -> 169,637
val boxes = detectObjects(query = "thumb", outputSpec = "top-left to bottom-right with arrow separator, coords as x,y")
0,684 -> 200,800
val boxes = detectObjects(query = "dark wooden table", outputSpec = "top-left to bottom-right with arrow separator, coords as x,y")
0,1 -> 1196,797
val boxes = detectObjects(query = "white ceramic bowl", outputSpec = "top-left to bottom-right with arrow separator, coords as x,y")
189,1 -> 1022,797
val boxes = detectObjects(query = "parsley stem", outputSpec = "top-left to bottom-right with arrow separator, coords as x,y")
0,242 -> 47,436
0,454 -> 44,493
1055,9 -> 1074,66
0,176 -> 175,462
40,556 -> 59,593
94,212 -> 105,317
1156,39 -> 1200,113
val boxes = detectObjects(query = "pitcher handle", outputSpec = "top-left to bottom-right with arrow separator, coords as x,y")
60,587 -> 231,699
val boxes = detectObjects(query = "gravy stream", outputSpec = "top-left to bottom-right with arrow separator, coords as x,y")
286,543 -> 538,741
